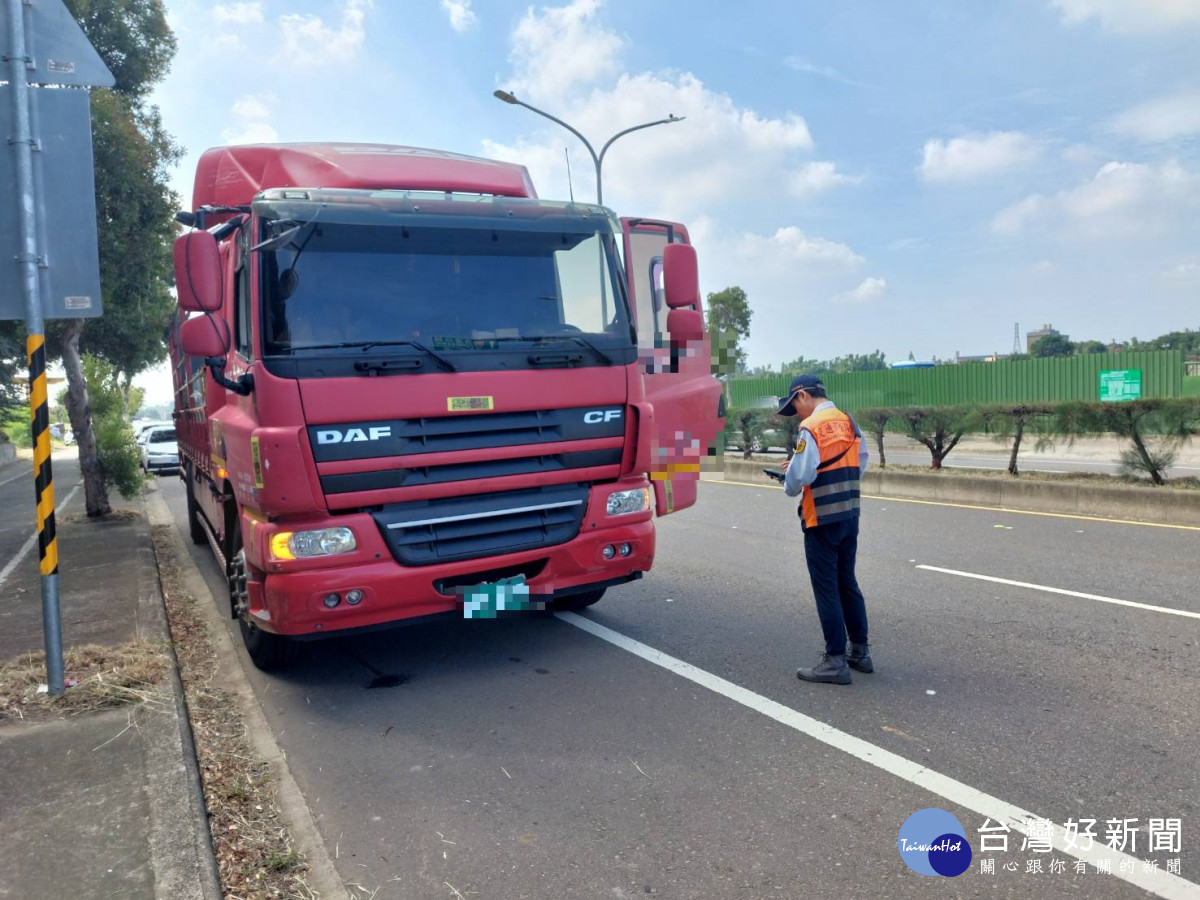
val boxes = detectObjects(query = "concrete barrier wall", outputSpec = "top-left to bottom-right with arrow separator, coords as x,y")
0,442 -> 16,465
721,458 -> 1200,526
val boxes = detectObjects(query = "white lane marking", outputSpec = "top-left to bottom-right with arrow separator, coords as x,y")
0,482 -> 82,589
556,611 -> 1199,899
0,467 -> 31,487
917,565 -> 1200,621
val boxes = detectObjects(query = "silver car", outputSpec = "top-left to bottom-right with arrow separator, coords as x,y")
139,426 -> 179,474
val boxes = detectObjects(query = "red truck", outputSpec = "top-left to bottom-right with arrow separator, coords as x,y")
169,143 -> 722,668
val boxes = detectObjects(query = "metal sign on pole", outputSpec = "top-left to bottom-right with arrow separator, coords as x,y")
3,0 -> 112,696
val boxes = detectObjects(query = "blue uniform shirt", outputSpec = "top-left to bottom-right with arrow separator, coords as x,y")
783,400 -> 869,497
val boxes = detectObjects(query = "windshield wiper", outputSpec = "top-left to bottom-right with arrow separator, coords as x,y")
487,333 -> 617,365
290,339 -> 457,371
535,334 -> 614,365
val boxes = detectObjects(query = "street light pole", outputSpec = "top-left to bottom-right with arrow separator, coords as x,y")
493,90 -> 683,206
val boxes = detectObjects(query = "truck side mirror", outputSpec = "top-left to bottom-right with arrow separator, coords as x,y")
179,314 -> 229,358
666,308 -> 704,341
663,243 -> 700,310
174,231 -> 222,312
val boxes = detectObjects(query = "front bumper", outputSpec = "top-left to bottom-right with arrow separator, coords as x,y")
242,480 -> 656,636
145,455 -> 180,472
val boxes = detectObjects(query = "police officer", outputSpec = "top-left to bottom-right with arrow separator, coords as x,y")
774,374 -> 873,685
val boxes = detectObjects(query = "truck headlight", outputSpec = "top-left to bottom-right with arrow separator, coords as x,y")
607,487 -> 651,516
270,527 -> 357,560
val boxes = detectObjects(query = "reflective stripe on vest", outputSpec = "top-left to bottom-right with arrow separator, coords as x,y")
799,407 -> 862,530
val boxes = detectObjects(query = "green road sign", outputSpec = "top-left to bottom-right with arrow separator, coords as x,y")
1100,369 -> 1142,402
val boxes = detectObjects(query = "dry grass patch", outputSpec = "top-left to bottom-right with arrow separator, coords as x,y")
0,641 -> 170,723
151,524 -> 317,899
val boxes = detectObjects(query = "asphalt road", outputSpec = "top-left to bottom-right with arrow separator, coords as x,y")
159,474 -> 1200,899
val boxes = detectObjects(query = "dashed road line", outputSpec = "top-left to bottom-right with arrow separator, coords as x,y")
916,565 -> 1200,621
556,611 -> 1199,900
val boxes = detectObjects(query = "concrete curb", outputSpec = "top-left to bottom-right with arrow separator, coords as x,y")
0,442 -> 16,465
137,493 -> 224,900
143,481 -> 349,900
721,459 -> 1200,526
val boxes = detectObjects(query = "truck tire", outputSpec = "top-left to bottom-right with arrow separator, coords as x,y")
551,587 -> 605,611
229,523 -> 294,671
184,472 -> 207,546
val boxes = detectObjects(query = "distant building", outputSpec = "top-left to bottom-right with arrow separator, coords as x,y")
1026,323 -> 1067,352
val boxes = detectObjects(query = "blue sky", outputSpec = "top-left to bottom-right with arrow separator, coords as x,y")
137,0 -> 1200,401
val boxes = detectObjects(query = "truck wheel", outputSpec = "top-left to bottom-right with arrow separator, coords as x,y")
184,473 -> 207,546
229,523 -> 294,671
552,587 -> 605,611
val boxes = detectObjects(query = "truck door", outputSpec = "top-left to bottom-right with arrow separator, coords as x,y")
621,218 -> 724,516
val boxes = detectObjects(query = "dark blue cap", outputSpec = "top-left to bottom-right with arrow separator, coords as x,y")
776,374 -> 825,415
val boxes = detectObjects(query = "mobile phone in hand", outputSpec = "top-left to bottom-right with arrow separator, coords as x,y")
762,468 -> 785,483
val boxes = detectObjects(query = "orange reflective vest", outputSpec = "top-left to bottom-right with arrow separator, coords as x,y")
798,406 -> 862,530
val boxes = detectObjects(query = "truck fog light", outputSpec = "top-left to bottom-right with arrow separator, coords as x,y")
607,487 -> 651,516
602,545 -> 616,560
619,543 -> 632,557
271,527 -> 357,560
345,589 -> 364,605
323,593 -> 341,609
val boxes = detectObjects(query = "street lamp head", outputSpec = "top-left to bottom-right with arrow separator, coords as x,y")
493,89 -> 519,105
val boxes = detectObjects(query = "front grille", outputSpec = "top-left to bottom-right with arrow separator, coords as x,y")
321,449 -> 620,495
372,484 -> 590,566
309,406 -> 625,463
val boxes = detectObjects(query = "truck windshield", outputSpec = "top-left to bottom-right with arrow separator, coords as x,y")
260,219 -> 632,361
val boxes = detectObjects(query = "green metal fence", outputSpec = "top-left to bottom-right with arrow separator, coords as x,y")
728,350 -> 1184,414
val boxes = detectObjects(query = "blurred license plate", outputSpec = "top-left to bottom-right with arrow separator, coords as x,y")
462,575 -> 541,619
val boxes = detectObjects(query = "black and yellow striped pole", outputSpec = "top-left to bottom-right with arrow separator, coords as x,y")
27,334 -> 64,693
6,1 -> 64,695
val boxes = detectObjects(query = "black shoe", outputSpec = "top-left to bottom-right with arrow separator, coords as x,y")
847,642 -> 874,674
796,652 -> 852,685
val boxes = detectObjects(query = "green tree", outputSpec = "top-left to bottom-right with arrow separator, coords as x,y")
1031,333 -> 1074,357
827,351 -> 888,373
976,403 -> 1056,476
0,323 -> 23,422
49,0 -> 179,517
706,286 -> 752,375
895,406 -> 971,469
856,408 -> 896,469
1054,399 -> 1199,485
57,356 -> 146,499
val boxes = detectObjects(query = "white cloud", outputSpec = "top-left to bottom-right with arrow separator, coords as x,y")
505,0 -> 625,107
441,0 -> 478,33
834,277 -> 887,304
735,226 -> 865,269
222,93 -> 278,145
1051,0 -> 1200,34
783,57 -> 870,88
1031,259 -> 1056,273
213,2 -> 264,25
789,161 -> 863,197
279,0 -> 372,65
992,195 -> 1049,235
1165,262 -> 1200,280
992,160 -> 1200,237
920,132 -> 1041,182
1108,89 -> 1200,142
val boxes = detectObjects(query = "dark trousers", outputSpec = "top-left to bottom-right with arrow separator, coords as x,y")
802,517 -> 869,656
